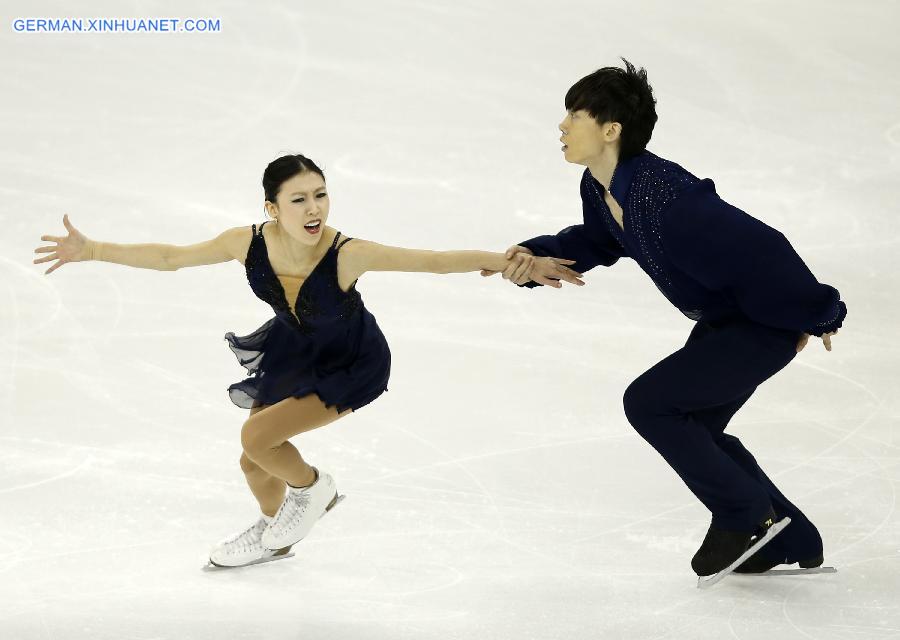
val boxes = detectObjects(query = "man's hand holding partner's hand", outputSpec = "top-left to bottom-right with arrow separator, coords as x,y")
480,245 -> 585,288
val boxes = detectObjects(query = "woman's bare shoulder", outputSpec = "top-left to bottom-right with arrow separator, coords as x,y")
335,233 -> 376,261
222,224 -> 256,266
334,231 -> 373,286
337,232 -> 373,250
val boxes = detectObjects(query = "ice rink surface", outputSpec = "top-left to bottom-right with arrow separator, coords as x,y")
3,0 -> 899,638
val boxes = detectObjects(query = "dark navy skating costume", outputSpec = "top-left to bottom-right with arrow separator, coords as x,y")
518,150 -> 846,337
225,221 -> 390,413
517,150 -> 848,565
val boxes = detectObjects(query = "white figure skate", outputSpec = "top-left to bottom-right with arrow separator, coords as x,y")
261,467 -> 344,551
204,515 -> 293,571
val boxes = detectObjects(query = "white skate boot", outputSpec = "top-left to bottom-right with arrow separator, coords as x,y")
205,514 -> 293,570
261,467 -> 344,551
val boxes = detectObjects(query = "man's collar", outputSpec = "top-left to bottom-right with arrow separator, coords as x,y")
586,150 -> 647,203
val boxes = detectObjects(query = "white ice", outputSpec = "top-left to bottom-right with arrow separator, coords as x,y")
2,1 -> 899,638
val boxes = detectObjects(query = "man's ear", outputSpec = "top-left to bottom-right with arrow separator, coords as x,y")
604,121 -> 623,141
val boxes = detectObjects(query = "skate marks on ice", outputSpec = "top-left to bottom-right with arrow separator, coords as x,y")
201,494 -> 346,571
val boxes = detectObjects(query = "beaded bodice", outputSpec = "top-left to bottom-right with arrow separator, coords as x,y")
583,151 -> 705,321
244,221 -> 364,336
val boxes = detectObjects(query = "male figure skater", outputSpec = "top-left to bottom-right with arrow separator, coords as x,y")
482,58 -> 846,577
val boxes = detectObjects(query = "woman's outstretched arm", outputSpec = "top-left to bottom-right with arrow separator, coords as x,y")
33,214 -> 247,274
341,240 -> 583,287
340,239 -> 583,287
341,239 -> 511,277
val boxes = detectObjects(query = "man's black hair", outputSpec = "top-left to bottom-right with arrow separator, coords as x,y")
564,58 -> 658,159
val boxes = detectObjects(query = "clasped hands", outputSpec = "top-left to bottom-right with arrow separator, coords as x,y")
480,245 -> 585,288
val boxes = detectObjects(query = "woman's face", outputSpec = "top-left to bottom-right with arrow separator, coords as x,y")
269,171 -> 330,245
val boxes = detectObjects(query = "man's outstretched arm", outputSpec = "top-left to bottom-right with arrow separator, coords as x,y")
512,221 -> 624,288
492,177 -> 627,288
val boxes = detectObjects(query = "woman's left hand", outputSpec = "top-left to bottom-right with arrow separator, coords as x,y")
797,329 -> 837,353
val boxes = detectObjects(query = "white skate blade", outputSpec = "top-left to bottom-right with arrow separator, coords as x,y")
740,565 -> 837,576
328,494 -> 346,513
202,551 -> 295,572
696,516 -> 791,589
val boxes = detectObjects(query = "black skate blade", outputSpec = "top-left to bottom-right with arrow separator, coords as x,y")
739,565 -> 837,576
202,551 -> 295,571
697,516 -> 791,589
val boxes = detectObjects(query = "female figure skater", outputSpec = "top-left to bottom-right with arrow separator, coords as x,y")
33,154 -> 579,569
483,59 -> 847,578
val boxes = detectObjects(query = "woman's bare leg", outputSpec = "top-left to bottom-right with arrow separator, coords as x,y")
240,394 -> 353,491
240,402 -> 286,517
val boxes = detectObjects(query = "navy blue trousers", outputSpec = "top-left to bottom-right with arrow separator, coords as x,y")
622,316 -> 822,562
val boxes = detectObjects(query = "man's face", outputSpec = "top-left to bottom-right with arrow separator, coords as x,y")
558,109 -> 619,165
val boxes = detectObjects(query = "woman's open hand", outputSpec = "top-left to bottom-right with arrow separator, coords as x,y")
797,329 -> 838,353
33,214 -> 92,275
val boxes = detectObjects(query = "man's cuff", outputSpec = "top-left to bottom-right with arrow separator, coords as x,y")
805,300 -> 847,337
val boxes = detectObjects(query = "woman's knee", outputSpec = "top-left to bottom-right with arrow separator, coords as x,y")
240,417 -> 277,460
239,451 -> 261,474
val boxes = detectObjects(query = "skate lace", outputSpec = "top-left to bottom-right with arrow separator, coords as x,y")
225,518 -> 267,555
273,488 -> 312,533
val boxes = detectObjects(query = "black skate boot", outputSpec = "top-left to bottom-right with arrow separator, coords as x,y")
734,508 -> 824,573
691,506 -> 777,577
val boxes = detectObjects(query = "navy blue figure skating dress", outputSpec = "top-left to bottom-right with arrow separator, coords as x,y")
224,221 -> 390,413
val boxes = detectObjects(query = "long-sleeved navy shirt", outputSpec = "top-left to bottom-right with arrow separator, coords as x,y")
517,150 -> 847,338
